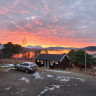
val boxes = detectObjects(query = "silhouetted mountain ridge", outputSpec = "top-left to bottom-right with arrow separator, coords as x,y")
25,45 -> 96,51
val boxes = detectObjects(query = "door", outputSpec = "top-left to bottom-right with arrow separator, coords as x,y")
46,61 -> 49,68
44,61 -> 49,68
44,61 -> 46,67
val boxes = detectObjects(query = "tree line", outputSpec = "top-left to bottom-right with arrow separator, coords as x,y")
0,42 -> 41,59
68,49 -> 96,68
1,42 -> 22,58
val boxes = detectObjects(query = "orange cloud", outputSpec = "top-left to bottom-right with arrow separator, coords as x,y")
33,19 -> 43,25
0,29 -> 95,48
0,26 -> 95,48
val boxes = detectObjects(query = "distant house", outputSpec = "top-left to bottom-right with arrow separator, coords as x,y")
35,54 -> 70,69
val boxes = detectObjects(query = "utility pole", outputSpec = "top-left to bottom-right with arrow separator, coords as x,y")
85,48 -> 86,72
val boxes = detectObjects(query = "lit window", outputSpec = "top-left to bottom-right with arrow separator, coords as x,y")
50,61 -> 53,65
53,61 -> 55,63
41,60 -> 43,64
37,60 -> 39,62
55,62 -> 58,64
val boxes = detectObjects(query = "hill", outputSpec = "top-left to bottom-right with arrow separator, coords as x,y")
84,46 -> 96,51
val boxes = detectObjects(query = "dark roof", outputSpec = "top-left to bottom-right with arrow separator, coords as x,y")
35,54 -> 69,61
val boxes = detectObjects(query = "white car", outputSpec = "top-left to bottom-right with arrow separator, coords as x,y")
15,62 -> 38,73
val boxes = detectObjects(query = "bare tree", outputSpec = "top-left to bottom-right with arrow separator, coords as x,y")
22,38 -> 27,60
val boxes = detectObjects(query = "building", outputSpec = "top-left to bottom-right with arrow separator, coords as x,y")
35,54 -> 70,69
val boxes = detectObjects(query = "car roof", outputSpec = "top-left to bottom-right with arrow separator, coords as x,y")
23,62 -> 35,64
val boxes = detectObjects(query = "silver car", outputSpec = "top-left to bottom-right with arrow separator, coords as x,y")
15,62 -> 38,73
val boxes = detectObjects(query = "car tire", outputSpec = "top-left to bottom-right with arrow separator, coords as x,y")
25,69 -> 29,73
15,67 -> 18,70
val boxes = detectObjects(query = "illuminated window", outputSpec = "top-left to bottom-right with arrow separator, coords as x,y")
37,60 -> 39,62
55,62 -> 58,64
41,60 -> 43,64
53,61 -> 55,63
50,61 -> 53,65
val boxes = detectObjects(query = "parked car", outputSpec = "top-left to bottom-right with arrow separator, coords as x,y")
15,62 -> 38,73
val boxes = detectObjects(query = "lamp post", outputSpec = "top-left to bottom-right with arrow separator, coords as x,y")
85,48 -> 86,72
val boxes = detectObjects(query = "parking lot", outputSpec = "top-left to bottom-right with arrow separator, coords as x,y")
0,68 -> 96,96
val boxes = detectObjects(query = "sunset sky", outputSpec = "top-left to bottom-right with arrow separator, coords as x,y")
0,0 -> 96,48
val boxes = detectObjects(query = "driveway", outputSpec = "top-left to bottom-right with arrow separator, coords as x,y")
0,68 -> 96,96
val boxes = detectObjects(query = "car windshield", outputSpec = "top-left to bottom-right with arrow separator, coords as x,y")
21,62 -> 37,66
30,64 -> 37,66
21,63 -> 29,66
24,63 -> 29,66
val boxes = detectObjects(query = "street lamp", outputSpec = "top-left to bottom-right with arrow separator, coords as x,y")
85,48 -> 86,72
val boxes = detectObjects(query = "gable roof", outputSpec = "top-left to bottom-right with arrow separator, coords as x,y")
35,54 -> 70,62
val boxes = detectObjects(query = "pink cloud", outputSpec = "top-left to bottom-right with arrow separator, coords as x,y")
20,11 -> 30,13
14,0 -> 19,6
44,5 -> 50,15
0,10 -> 4,14
52,16 -> 58,22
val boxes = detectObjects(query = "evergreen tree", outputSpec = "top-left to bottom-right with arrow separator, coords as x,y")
68,49 -> 96,68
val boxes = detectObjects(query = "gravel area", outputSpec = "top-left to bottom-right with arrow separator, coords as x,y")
0,69 -> 96,96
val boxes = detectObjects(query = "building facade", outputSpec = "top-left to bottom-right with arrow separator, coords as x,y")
35,54 -> 70,69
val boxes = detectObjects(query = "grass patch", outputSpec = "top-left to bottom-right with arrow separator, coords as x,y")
38,67 -> 47,71
0,58 -> 31,71
0,58 -> 29,64
65,67 -> 96,76
0,65 -> 14,71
